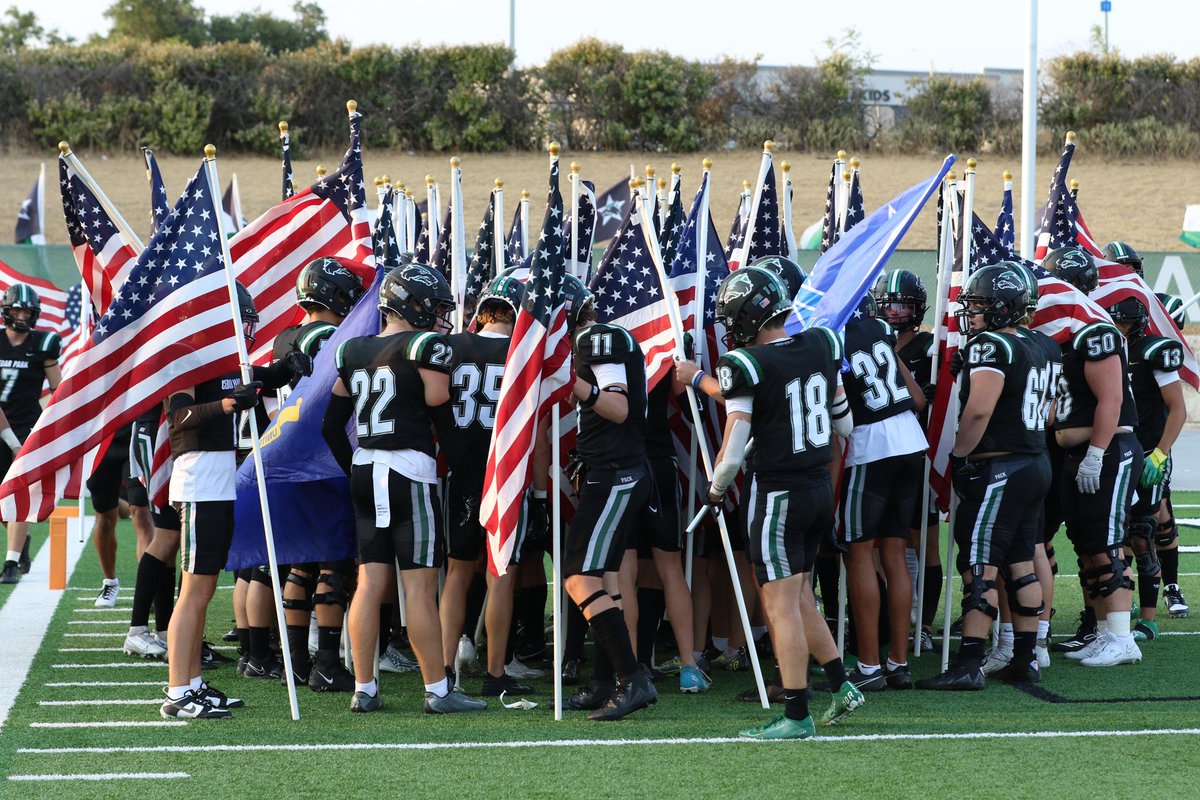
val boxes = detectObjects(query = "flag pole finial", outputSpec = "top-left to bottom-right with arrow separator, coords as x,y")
373,176 -> 384,188
842,169 -> 851,181
1003,169 -> 1013,181
837,149 -> 847,161
548,141 -> 561,157
966,158 -> 977,171
450,156 -> 461,169
671,162 -> 681,175
1066,130 -> 1076,144
742,179 -> 752,190
396,180 -> 406,191
570,161 -> 580,174
425,174 -> 435,186
278,121 -> 288,134
521,189 -> 530,199
58,141 -> 70,155
781,160 -> 791,173
645,164 -> 656,179
947,171 -> 957,182
204,144 -> 216,159
1069,178 -> 1079,191
494,178 -> 504,189
849,156 -> 860,170
381,175 -> 391,185
702,157 -> 713,170
316,165 -> 326,178
405,188 -> 413,199
346,99 -> 358,114
763,140 -> 775,153
657,177 -> 667,190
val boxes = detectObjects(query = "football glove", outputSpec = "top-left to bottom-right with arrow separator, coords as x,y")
228,381 -> 263,412
1140,448 -> 1168,488
1075,445 -> 1105,494
948,350 -> 965,378
283,350 -> 313,379
950,454 -> 979,499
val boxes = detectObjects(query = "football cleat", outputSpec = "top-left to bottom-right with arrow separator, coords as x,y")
160,689 -> 232,720
424,687 -> 487,714
740,714 -> 815,740
1164,584 -> 1189,618
241,654 -> 283,680
1133,620 -> 1159,642
195,681 -> 244,709
883,663 -> 913,690
1035,639 -> 1051,669
713,647 -> 749,672
482,672 -> 534,697
505,656 -> 544,680
123,629 -> 167,659
1065,632 -> 1108,661
282,654 -> 311,686
560,656 -> 582,686
565,680 -> 612,711
737,680 -> 787,704
350,691 -> 383,713
679,664 -> 711,694
994,658 -> 1040,684
915,662 -> 985,691
17,539 -> 30,574
0,560 -> 19,584
1053,611 -> 1097,653
94,581 -> 120,608
200,641 -> 234,669
654,656 -> 683,676
379,645 -> 420,674
221,624 -> 239,643
1080,635 -> 1142,667
455,635 -> 481,678
308,658 -> 355,692
919,629 -> 935,653
820,681 -> 866,726
981,647 -> 1014,675
588,670 -> 658,721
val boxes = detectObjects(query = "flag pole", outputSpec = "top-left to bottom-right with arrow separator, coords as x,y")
684,157 -> 712,589
425,175 -> 438,251
278,121 -> 293,201
492,180 -> 506,272
404,188 -> 416,252
58,143 -> 145,252
780,161 -> 795,254
668,163 -> 681,230
551,403 -> 564,721
203,144 -> 300,721
393,181 -> 408,254
657,176 -> 669,232
570,162 -> 581,280
36,162 -> 46,244
737,142 -> 774,267
834,150 -> 847,235
635,185 -> 770,710
373,176 -> 387,222
450,156 -> 467,332
520,190 -> 530,259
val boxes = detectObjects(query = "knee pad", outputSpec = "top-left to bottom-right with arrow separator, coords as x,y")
1135,548 -> 1161,579
960,565 -> 999,620
1086,550 -> 1134,598
1005,572 -> 1045,617
1076,557 -> 1087,591
312,571 -> 349,608
250,566 -> 274,587
1155,518 -> 1178,548
1129,516 -> 1157,547
281,571 -> 317,611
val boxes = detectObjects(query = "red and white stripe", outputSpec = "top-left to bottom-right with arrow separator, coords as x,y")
0,262 -> 68,336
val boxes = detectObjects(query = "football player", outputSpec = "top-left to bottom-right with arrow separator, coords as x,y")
430,271 -> 535,697
1152,292 -> 1189,619
323,263 -> 486,714
0,285 -> 61,585
1047,246 -> 1144,667
86,423 -> 154,607
1107,296 -> 1186,641
704,268 -> 862,739
1102,241 -> 1143,278
918,264 -> 1052,689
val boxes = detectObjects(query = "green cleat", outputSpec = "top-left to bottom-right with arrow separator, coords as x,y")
820,680 -> 866,726
1133,619 -> 1159,641
739,714 -> 815,740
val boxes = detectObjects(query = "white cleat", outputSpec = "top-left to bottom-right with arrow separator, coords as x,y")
455,635 -> 482,679
505,656 -> 544,680
1080,634 -> 1142,667
1035,640 -> 1051,669
1065,632 -> 1108,661
123,629 -> 167,658
94,580 -> 120,608
981,647 -> 1013,675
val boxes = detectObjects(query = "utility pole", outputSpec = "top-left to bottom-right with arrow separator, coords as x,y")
1101,1 -> 1111,52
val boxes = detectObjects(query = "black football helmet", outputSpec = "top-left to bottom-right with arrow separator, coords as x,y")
1008,261 -> 1040,318
296,257 -> 365,317
1102,241 -> 1142,277
2,284 -> 41,332
561,273 -> 593,335
872,269 -> 927,330
1156,292 -> 1186,329
1044,246 -> 1098,295
955,263 -> 1028,336
715,267 -> 790,348
378,263 -> 455,331
853,292 -> 877,321
476,268 -> 526,319
1107,296 -> 1148,340
236,281 -> 258,347
748,255 -> 806,299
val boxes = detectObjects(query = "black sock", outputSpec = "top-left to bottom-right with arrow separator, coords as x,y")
1083,605 -> 1097,629
958,635 -> 986,668
155,568 -> 176,633
1013,630 -> 1036,666
1160,548 -> 1179,586
816,556 -> 840,618
635,588 -> 665,667
317,625 -> 342,655
236,627 -> 249,656
129,553 -> 165,629
565,600 -> 588,660
20,535 -> 29,560
286,624 -> 309,663
591,643 -> 614,684
1138,574 -> 1161,612
248,626 -> 271,660
922,564 -> 943,627
378,604 -> 392,656
518,580 -> 548,650
463,573 -> 487,641
822,657 -> 848,688
588,607 -> 639,681
783,688 -> 810,722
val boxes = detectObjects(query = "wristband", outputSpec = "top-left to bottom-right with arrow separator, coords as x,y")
1085,444 -> 1106,461
1,428 -> 20,451
580,382 -> 600,408
690,370 -> 707,391
532,488 -> 548,500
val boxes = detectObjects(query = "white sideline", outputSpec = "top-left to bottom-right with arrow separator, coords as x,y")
8,772 -> 190,782
64,633 -> 124,637
38,699 -> 162,706
18,727 -> 1200,755
51,662 -> 165,669
45,681 -> 162,687
0,517 -> 91,729
30,721 -> 185,728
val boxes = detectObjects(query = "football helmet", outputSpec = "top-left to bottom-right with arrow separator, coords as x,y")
715,267 -> 790,347
1102,241 -> 1142,277
235,281 -> 258,346
561,273 -> 593,335
1107,296 -> 1148,340
1007,261 -> 1040,318
1044,246 -> 1098,295
955,263 -> 1028,335
748,255 -> 806,299
476,268 -> 526,320
379,263 -> 455,331
853,292 -> 877,320
872,269 -> 927,330
2,284 -> 40,332
1156,292 -> 1186,329
297,257 -> 365,317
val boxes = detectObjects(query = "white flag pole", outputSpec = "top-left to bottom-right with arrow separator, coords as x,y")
685,158 -> 711,589
569,162 -> 581,280
405,189 -> 417,252
834,150 -> 847,235
519,190 -> 530,259
551,404 -> 564,721
34,162 -> 46,244
635,185 -> 769,709
492,181 -> 506,271
393,181 -> 408,255
425,175 -> 439,249
373,176 -> 387,223
450,157 -> 467,332
780,161 -> 796,255
58,143 -> 145,252
203,144 -> 300,721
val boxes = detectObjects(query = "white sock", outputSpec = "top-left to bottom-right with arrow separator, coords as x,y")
5,549 -> 19,563
128,625 -> 147,636
858,663 -> 880,675
712,636 -> 729,653
887,658 -> 907,671
1097,619 -> 1110,636
355,679 -> 378,696
424,678 -> 448,698
1107,612 -> 1132,638
167,684 -> 191,701
102,578 -> 119,587
905,547 -> 919,589
998,623 -> 1014,649
750,626 -> 767,640
189,676 -> 202,691
1037,620 -> 1050,640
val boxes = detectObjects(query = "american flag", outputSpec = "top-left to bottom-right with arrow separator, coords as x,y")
505,201 -> 525,265
59,158 -> 138,316
844,169 -> 865,232
0,260 -> 69,336
229,104 -> 374,366
0,159 -> 242,522
373,187 -> 403,269
723,185 -> 750,263
281,124 -> 295,201
221,176 -> 247,234
463,188 -> 510,325
658,176 -> 686,269
589,192 -> 676,392
563,179 -> 597,279
58,283 -> 88,375
143,148 -> 169,239
779,167 -> 797,258
819,161 -> 838,254
480,155 -> 573,575
429,204 -> 453,278
995,176 -> 1015,252
727,159 -> 779,270
1034,138 -> 1104,262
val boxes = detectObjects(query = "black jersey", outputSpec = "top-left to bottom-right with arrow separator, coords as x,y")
170,364 -> 291,456
842,318 -> 915,426
1053,321 -> 1138,431
273,320 -> 336,390
896,330 -> 935,388
335,330 -> 454,455
957,331 -> 1046,456
1016,327 -> 1063,433
1128,334 -> 1183,450
645,379 -> 675,461
717,327 -> 841,480
0,329 -> 60,432
574,323 -> 648,470
430,331 -> 510,482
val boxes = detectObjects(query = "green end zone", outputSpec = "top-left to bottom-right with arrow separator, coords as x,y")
1,495 -> 1198,798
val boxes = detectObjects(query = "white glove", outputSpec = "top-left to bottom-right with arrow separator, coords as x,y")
1075,445 -> 1105,494
1,428 -> 20,454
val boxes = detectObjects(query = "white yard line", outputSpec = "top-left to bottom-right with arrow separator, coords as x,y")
51,662 -> 165,669
0,517 -> 91,729
45,681 -> 163,688
38,699 -> 161,706
72,607 -> 134,613
17,727 -> 1200,755
67,620 -> 134,625
30,720 -> 186,728
64,633 -> 125,638
8,772 -> 190,782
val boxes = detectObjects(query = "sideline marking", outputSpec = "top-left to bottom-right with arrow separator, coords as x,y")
19,727 -> 1200,754
64,633 -> 124,638
72,607 -> 133,613
68,620 -> 135,625
52,663 -> 165,669
30,720 -> 185,728
38,699 -> 161,706
9,772 -> 188,782
45,681 -> 162,688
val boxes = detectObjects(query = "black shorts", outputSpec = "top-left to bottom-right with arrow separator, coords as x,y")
152,502 -> 181,532
564,464 -> 649,577
444,473 -> 526,565
178,500 -> 234,575
840,451 -> 924,544
87,442 -> 147,512
350,464 -> 444,570
1061,432 -> 1142,556
0,427 -> 28,520
634,457 -> 681,557
953,453 -> 1050,572
1131,451 -> 1169,517
1041,433 -> 1065,543
746,474 -> 833,584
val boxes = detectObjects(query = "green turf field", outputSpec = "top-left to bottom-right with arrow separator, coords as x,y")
2,496 -> 1200,798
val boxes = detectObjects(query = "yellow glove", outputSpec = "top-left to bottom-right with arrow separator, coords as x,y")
1140,448 -> 1168,488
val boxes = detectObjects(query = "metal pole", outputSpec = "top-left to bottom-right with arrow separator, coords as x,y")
570,163 -> 581,280
492,183 -> 505,271
551,405 -> 563,721
1019,0 -> 1039,259
684,161 -> 711,589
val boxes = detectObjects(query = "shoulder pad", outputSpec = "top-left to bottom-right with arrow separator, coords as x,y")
575,324 -> 637,365
407,332 -> 454,372
715,349 -> 762,398
1071,322 -> 1121,361
811,325 -> 843,362
39,331 -> 61,357
297,322 -> 337,358
334,340 -> 349,371
1143,337 -> 1184,373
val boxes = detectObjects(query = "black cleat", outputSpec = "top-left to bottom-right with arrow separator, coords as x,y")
736,680 -> 790,704
588,670 -> 658,721
1052,610 -> 1097,653
482,672 -> 535,696
565,679 -> 613,711
0,560 -> 19,584
351,690 -> 382,713
195,681 -> 245,709
916,661 -> 985,691
241,654 -> 282,680
18,538 -> 31,574
160,689 -> 232,719
814,667 -> 886,693
200,641 -> 234,669
884,663 -> 913,690
221,625 -> 239,643
308,657 -> 355,693
994,658 -> 1041,684
560,657 -> 582,686
282,655 -> 311,686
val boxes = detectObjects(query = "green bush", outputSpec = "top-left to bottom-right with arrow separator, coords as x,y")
895,76 -> 993,153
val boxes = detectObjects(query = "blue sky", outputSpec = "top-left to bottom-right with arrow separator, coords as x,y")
23,0 -> 1199,72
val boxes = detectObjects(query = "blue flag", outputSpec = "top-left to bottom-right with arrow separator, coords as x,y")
787,155 -> 955,335
227,266 -> 386,569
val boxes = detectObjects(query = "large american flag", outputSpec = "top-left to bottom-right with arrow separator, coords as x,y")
481,156 -> 573,575
723,185 -> 750,262
59,157 -> 138,316
727,159 -> 779,270
281,123 -> 295,201
658,176 -> 686,269
589,194 -> 676,392
373,187 -> 403,269
143,148 -> 169,239
505,202 -> 526,265
58,283 -> 88,375
463,188 -> 512,325
1033,138 -> 1104,262
0,159 -> 242,521
844,169 -> 865,232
